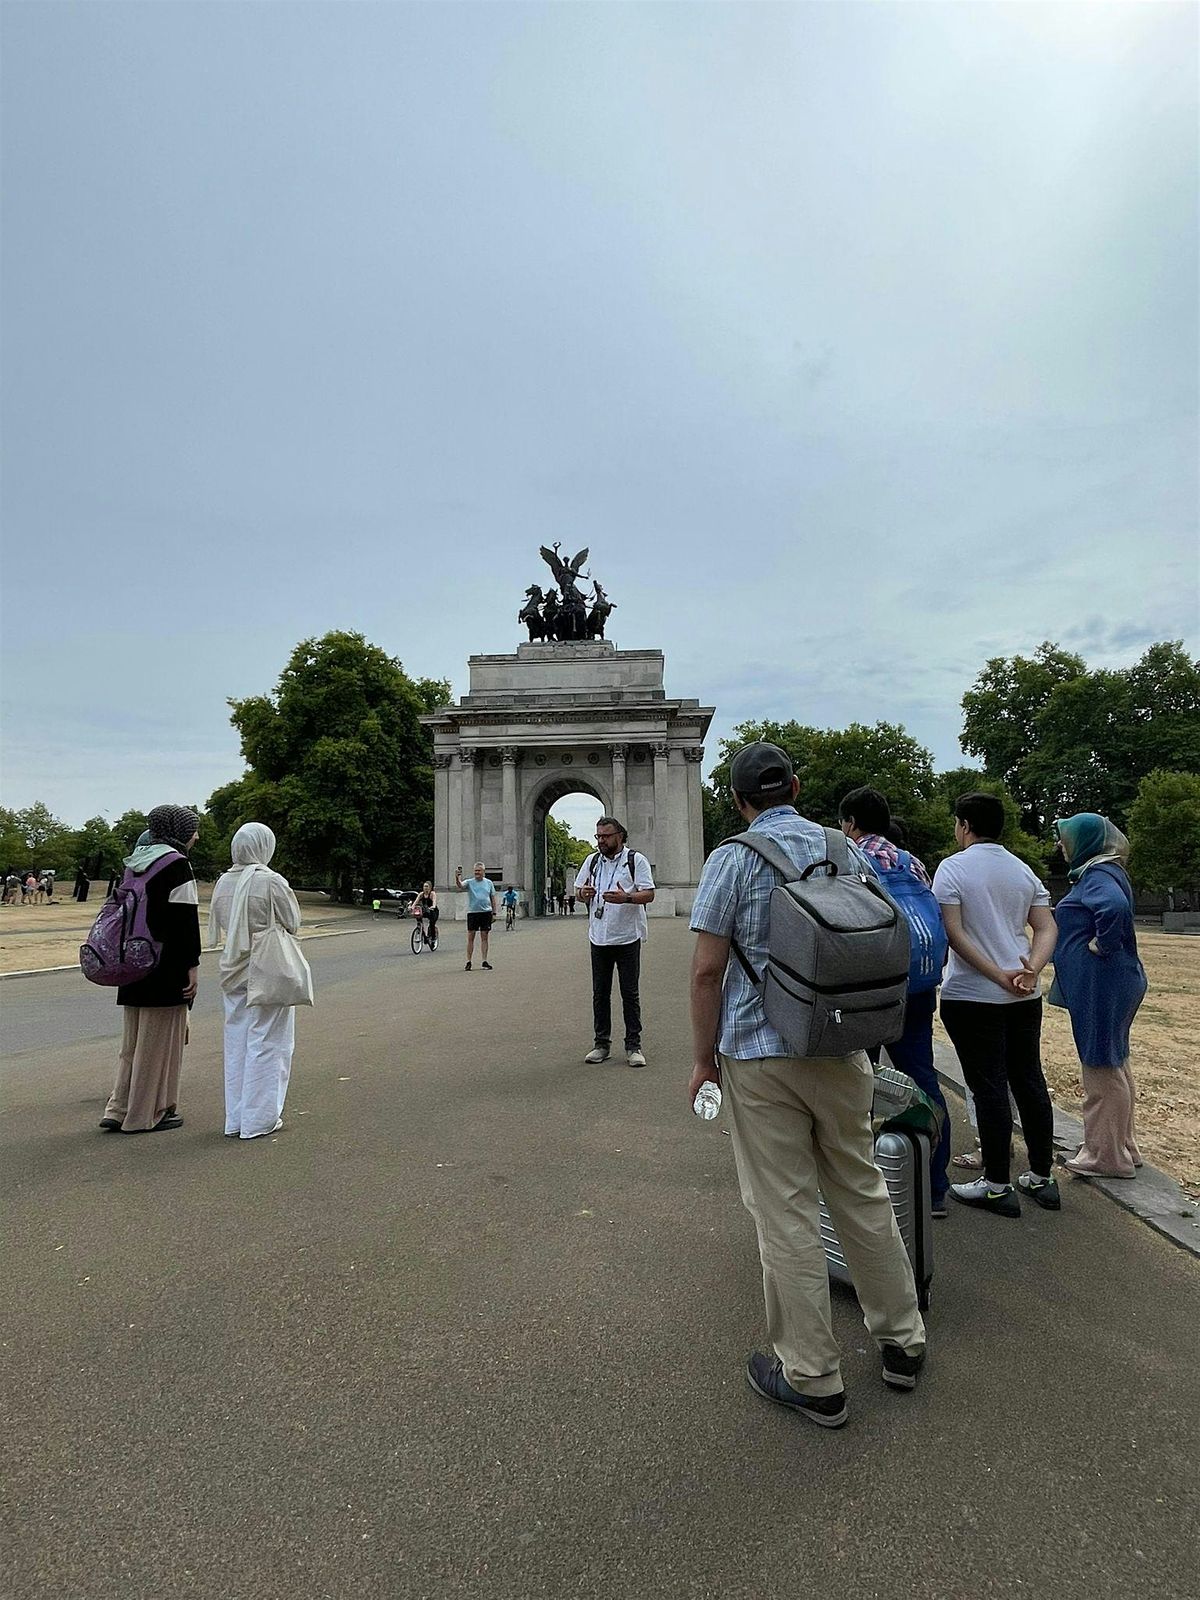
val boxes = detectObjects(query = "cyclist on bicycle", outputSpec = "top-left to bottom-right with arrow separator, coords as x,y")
413,882 -> 439,947
502,885 -> 519,929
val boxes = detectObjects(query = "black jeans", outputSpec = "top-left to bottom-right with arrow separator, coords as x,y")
591,940 -> 642,1050
940,997 -> 1053,1185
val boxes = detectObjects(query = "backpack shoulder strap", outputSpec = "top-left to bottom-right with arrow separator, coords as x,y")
821,826 -> 854,874
719,830 -> 802,882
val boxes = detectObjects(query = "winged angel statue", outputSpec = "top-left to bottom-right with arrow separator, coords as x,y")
517,542 -> 615,642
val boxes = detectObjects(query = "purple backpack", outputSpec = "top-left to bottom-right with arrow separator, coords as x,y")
79,853 -> 180,986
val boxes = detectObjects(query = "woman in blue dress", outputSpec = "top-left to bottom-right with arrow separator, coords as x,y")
1051,813 -> 1148,1178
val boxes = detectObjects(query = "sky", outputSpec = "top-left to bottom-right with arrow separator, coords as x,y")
2,1 -> 1197,845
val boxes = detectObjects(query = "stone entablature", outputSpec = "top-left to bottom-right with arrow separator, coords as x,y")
420,642 -> 714,916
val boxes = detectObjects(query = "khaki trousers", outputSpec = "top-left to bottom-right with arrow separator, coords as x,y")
105,1006 -> 187,1132
721,1050 -> 926,1397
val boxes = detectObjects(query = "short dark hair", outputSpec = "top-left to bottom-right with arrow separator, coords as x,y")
884,815 -> 910,849
838,786 -> 890,835
955,791 -> 1005,840
595,816 -> 627,843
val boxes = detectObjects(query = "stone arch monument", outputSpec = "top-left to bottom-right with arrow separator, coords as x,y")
422,638 -> 713,916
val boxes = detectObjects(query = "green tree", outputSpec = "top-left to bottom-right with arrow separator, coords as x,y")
70,816 -> 124,876
112,809 -> 149,853
546,816 -> 590,888
0,803 -> 75,871
962,640 -> 1200,832
225,631 -> 444,899
960,643 -> 1087,828
703,719 -> 955,865
1127,769 -> 1200,897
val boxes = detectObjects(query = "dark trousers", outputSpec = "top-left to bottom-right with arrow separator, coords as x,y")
869,989 -> 951,1202
940,997 -> 1053,1185
590,940 -> 642,1050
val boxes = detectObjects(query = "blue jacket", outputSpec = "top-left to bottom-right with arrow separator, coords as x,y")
1052,864 -> 1147,1068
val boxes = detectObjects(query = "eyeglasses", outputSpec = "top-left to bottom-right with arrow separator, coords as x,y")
595,831 -> 619,840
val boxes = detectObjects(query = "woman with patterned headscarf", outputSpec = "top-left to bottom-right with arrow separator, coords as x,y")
99,804 -> 201,1134
1051,813 -> 1148,1179
208,823 -> 303,1139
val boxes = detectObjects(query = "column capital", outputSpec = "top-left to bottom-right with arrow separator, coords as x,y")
610,743 -> 629,763
500,746 -> 523,765
432,753 -> 453,770
683,746 -> 705,763
650,740 -> 670,760
458,746 -> 479,765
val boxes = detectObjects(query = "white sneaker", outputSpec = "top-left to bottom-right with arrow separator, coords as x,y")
626,1049 -> 647,1068
583,1047 -> 610,1064
951,1177 -> 1020,1217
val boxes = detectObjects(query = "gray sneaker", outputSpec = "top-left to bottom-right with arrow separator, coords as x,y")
583,1047 -> 610,1064
626,1048 -> 647,1068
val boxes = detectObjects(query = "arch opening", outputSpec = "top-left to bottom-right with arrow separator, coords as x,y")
527,777 -> 608,917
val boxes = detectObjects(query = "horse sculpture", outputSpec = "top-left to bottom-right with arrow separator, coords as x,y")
519,585 -> 548,642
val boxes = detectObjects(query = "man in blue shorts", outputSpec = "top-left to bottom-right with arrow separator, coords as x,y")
455,863 -> 498,971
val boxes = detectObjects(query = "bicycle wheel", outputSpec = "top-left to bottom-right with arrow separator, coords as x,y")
410,921 -> 424,954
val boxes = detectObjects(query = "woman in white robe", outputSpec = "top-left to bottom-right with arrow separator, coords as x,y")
208,824 -> 302,1139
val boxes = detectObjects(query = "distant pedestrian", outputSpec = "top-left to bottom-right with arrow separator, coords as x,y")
99,805 -> 200,1134
690,743 -> 926,1425
209,823 -> 303,1139
567,893 -> 576,915
73,867 -> 90,903
933,793 -> 1060,1217
576,816 -> 655,1067
1051,814 -> 1147,1179
23,873 -> 37,903
839,786 -> 951,1217
455,863 -> 497,970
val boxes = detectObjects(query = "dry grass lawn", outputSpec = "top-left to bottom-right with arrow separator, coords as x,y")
937,929 -> 1198,1196
0,886 -> 363,977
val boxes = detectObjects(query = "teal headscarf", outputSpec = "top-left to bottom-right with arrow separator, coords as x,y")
1055,813 -> 1130,883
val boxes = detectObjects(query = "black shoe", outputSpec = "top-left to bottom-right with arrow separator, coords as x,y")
464,962 -> 472,971
151,1114 -> 183,1131
98,1117 -> 122,1131
481,961 -> 493,970
1017,1173 -> 1062,1210
881,1343 -> 926,1390
746,1353 -> 847,1428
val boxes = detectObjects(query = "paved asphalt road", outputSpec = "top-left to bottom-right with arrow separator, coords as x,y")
2,917 -> 1197,1600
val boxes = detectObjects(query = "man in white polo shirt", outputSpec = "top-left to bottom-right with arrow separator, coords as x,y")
575,816 -> 656,1067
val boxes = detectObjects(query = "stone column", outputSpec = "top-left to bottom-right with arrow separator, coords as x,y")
651,740 -> 670,881
459,746 -> 479,866
501,747 -> 521,887
684,746 -> 705,885
610,743 -> 628,825
447,751 -> 464,884
433,754 -> 452,887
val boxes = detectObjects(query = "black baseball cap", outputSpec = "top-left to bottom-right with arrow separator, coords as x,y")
729,741 -> 794,799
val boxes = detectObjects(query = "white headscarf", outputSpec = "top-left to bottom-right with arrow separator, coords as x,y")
210,823 -> 279,970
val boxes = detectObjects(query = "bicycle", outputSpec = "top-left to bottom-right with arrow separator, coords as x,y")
410,912 -> 439,954
504,903 -> 517,931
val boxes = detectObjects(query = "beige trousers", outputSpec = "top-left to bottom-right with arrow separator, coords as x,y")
721,1050 -> 926,1398
1066,1064 -> 1143,1178
105,1006 -> 187,1132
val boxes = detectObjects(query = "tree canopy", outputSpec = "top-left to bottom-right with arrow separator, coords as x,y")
217,631 -> 450,898
962,641 -> 1200,832
1127,769 -> 1200,895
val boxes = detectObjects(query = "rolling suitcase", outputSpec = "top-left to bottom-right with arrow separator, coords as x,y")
819,1126 -> 934,1310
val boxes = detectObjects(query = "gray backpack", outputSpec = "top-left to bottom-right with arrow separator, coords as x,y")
722,827 -> 910,1058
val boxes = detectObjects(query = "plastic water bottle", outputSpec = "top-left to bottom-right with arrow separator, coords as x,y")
693,1080 -> 722,1120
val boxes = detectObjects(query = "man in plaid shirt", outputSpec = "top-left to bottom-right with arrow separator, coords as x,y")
689,742 -> 927,1428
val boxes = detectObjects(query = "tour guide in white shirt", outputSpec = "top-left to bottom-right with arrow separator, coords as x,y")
688,741 -> 926,1428
575,817 -> 655,1068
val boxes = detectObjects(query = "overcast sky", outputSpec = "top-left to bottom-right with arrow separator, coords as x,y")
2,1 -> 1196,843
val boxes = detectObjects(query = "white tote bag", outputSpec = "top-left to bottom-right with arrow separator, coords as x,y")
247,898 -> 314,1008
